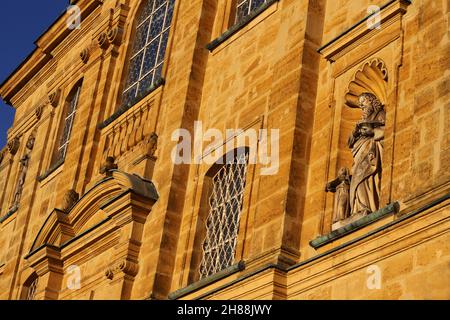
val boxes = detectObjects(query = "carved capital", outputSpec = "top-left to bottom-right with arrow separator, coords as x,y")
80,48 -> 90,64
7,137 -> 20,156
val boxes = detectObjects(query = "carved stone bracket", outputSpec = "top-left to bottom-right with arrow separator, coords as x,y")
80,48 -> 90,64
97,32 -> 109,50
107,27 -> 123,46
105,259 -> 139,280
47,89 -> 61,108
35,104 -> 44,120
7,137 -> 20,156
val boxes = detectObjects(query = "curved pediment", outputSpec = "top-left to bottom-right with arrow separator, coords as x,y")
29,171 -> 158,253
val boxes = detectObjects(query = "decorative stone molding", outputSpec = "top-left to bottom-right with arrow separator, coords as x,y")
7,136 -> 20,155
80,48 -> 90,64
35,104 -> 44,120
97,32 -> 109,49
26,129 -> 37,151
105,259 -> 139,280
107,27 -> 123,46
100,156 -> 118,177
47,89 -> 61,108
27,171 -> 158,299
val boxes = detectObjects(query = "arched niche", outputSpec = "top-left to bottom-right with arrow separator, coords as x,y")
345,58 -> 388,108
336,58 -> 389,171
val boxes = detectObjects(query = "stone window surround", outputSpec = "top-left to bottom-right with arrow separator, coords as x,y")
207,0 -> 279,52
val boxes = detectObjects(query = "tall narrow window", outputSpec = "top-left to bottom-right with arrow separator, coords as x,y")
54,83 -> 82,165
236,0 -> 268,24
122,0 -> 176,107
199,150 -> 249,279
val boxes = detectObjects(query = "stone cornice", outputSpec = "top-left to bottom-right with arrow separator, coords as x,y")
0,0 -> 103,105
318,0 -> 411,62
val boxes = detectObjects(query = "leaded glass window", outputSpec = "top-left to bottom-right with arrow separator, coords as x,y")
122,0 -> 175,107
23,276 -> 38,300
236,0 -> 268,23
55,85 -> 81,164
199,150 -> 249,279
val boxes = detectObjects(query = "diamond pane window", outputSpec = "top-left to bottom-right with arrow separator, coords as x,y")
122,0 -> 175,107
26,278 -> 38,300
55,84 -> 81,164
236,0 -> 267,24
199,150 -> 249,279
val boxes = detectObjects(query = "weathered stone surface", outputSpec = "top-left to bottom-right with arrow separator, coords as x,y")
0,0 -> 448,301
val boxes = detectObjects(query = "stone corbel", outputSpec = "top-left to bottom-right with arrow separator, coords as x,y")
107,27 -> 123,46
35,104 -> 44,120
47,89 -> 61,108
7,136 -> 20,156
80,47 -> 90,64
105,259 -> 139,281
97,32 -> 109,50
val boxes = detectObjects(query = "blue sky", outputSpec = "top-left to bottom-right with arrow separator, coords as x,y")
0,1 -> 68,148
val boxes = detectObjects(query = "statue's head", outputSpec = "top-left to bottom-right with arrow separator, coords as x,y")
359,92 -> 383,117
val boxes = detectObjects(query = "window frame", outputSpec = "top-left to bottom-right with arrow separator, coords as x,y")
198,149 -> 250,280
119,0 -> 177,110
50,81 -> 83,168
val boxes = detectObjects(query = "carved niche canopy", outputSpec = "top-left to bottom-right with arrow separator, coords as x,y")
345,58 -> 388,109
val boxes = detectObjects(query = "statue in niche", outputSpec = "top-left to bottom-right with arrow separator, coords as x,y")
9,131 -> 37,211
10,154 -> 30,211
326,167 -> 351,223
347,92 -> 385,216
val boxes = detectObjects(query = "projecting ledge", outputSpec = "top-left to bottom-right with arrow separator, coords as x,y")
310,202 -> 400,249
168,261 -> 246,300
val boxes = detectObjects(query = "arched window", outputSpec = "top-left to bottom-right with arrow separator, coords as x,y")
199,149 -> 249,279
236,0 -> 268,24
53,81 -> 82,165
21,273 -> 39,300
122,0 -> 176,107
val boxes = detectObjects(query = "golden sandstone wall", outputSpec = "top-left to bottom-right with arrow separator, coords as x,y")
0,0 -> 448,300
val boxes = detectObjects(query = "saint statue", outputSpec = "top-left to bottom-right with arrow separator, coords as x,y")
326,167 -> 351,223
10,154 -> 30,210
347,92 -> 385,216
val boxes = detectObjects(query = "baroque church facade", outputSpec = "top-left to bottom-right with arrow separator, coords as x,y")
0,0 -> 449,300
